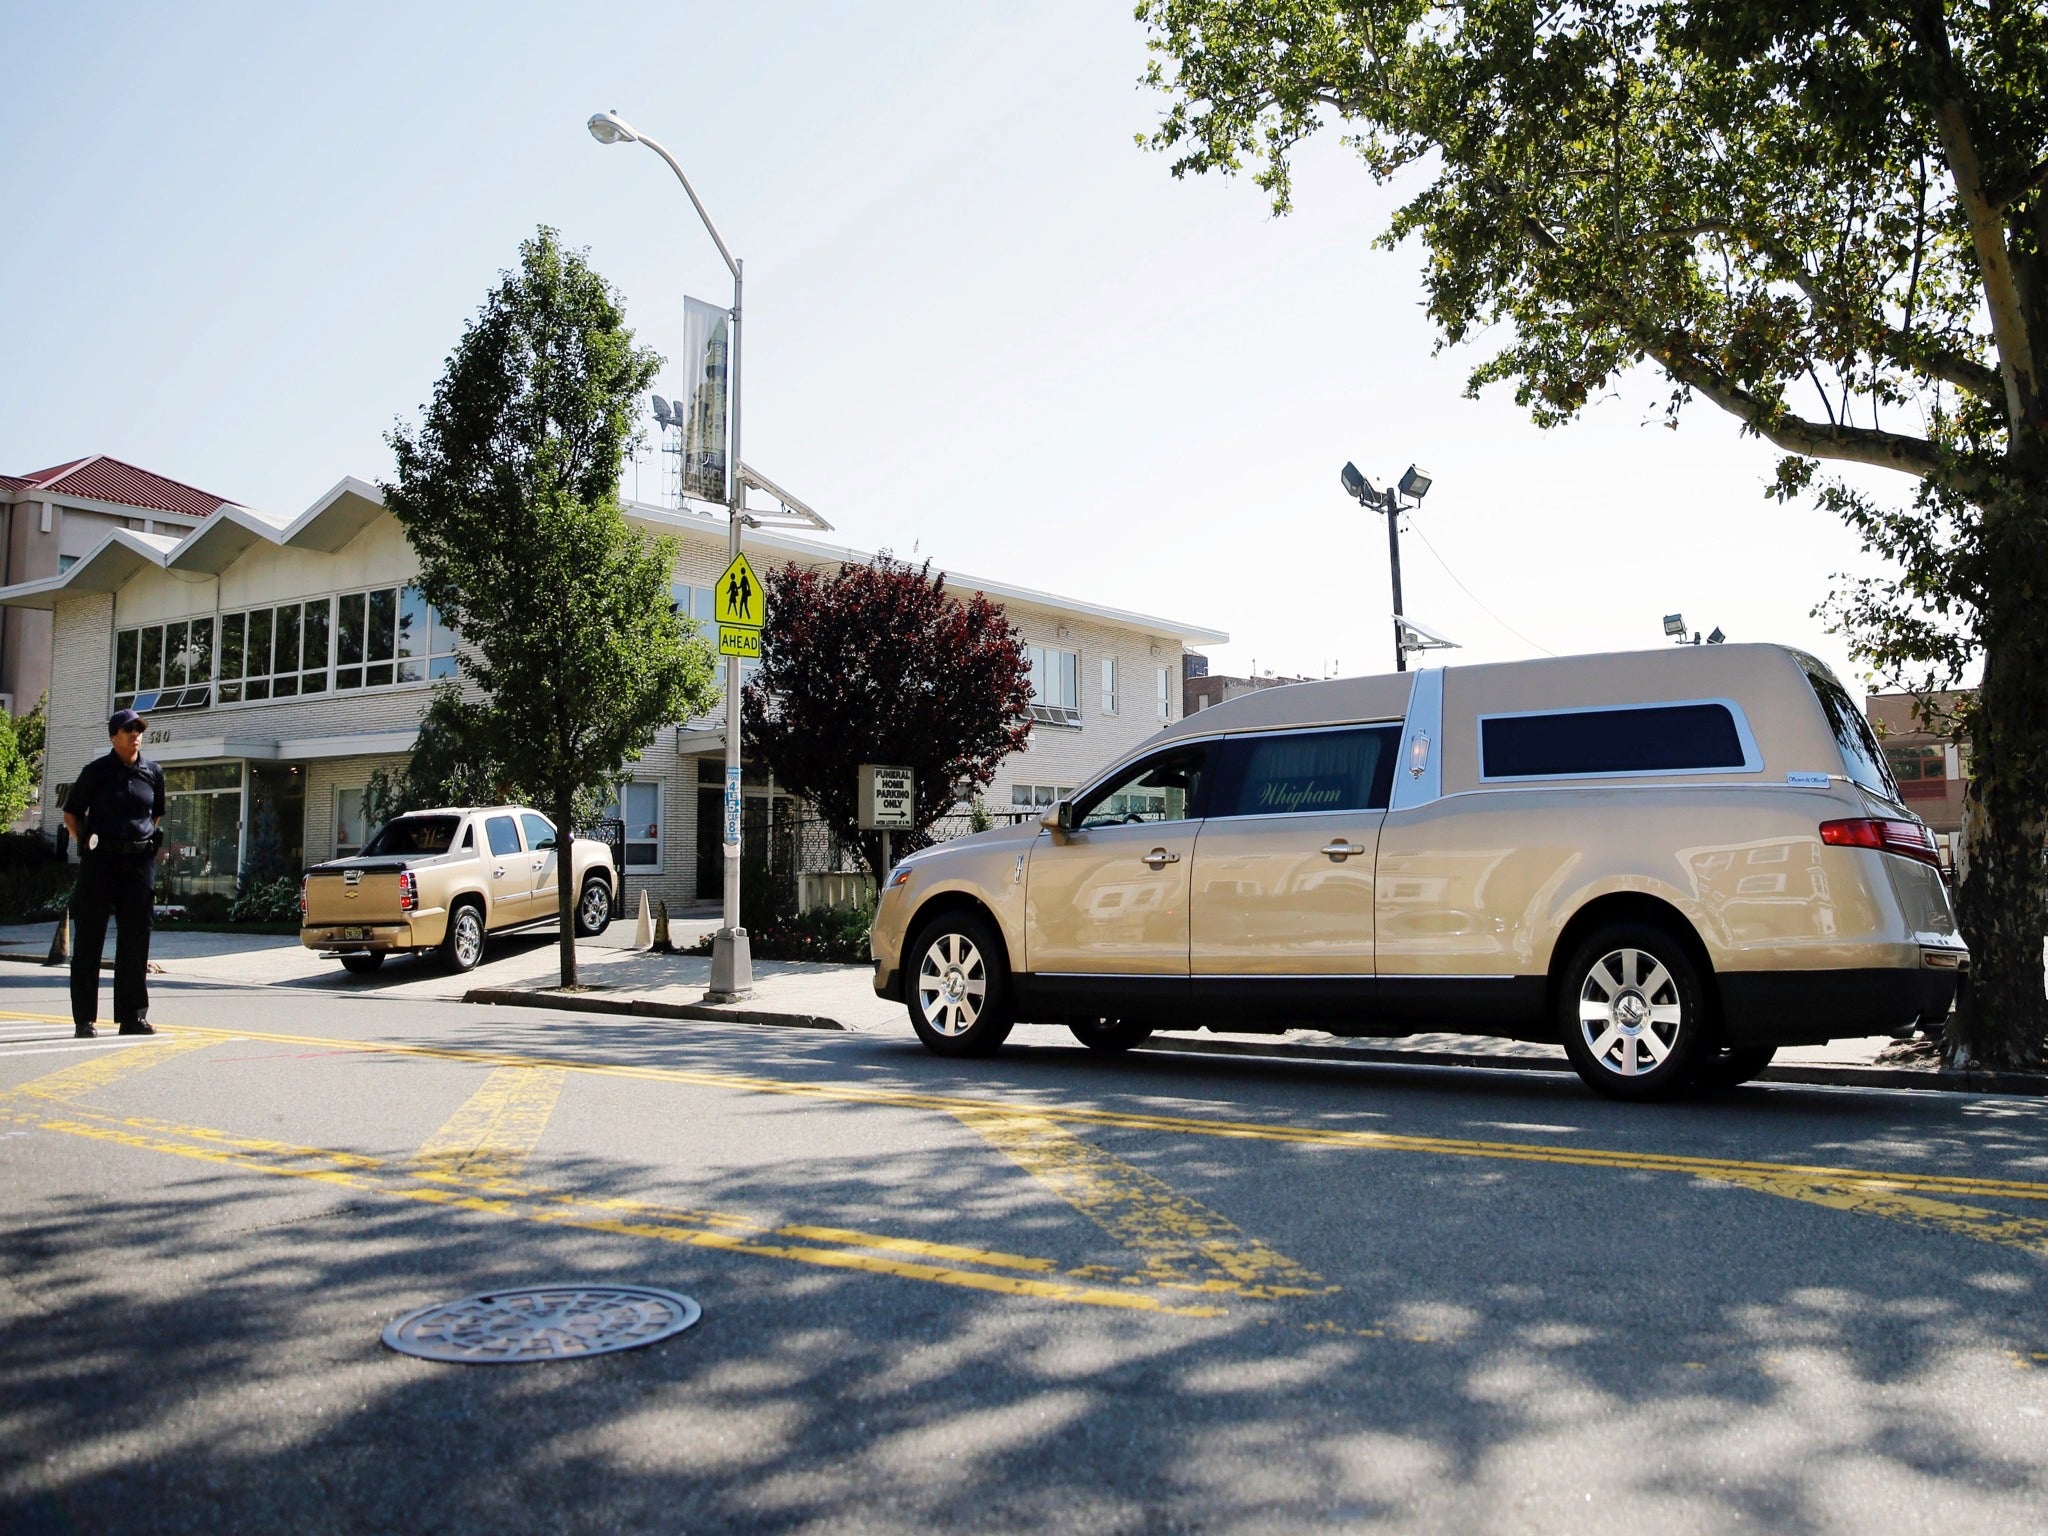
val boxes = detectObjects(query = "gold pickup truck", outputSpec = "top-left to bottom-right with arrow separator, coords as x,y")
300,805 -> 619,976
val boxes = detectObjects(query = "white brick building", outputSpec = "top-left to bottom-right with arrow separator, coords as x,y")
0,473 -> 1226,911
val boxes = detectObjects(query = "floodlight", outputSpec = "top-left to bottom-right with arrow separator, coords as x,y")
1706,626 -> 1726,645
1662,613 -> 1686,637
652,395 -> 672,427
1339,462 -> 1371,501
1398,465 -> 1432,501
587,110 -> 638,145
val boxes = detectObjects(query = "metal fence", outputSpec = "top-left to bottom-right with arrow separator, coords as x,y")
760,808 -> 1039,914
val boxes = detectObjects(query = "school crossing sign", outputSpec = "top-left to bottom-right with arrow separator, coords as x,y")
715,552 -> 765,658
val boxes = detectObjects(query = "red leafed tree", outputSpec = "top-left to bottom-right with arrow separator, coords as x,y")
743,553 -> 1033,883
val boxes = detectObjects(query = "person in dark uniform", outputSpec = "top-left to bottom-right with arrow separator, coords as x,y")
62,708 -> 166,1039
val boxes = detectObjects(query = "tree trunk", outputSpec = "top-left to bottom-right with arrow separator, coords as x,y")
1947,478 -> 2048,1071
557,791 -> 579,990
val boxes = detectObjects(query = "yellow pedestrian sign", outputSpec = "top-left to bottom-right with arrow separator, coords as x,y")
718,626 -> 761,659
715,553 -> 765,629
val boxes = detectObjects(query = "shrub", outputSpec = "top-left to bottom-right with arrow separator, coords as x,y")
229,876 -> 302,924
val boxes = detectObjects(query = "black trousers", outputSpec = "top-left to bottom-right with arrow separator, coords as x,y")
70,852 -> 155,1029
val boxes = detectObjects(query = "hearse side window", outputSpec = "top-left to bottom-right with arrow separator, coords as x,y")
1481,702 -> 1751,780
1211,726 -> 1400,818
1794,653 -> 1901,803
1075,746 -> 1209,828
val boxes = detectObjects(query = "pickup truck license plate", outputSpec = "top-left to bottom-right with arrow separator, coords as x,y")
338,927 -> 368,941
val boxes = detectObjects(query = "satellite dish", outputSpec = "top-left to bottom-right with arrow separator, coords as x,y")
651,395 -> 672,427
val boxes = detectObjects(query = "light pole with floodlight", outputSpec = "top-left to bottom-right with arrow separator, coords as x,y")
588,107 -> 752,1000
1340,461 -> 1432,673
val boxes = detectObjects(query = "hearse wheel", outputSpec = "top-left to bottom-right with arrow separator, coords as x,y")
906,911 -> 1014,1057
1559,923 -> 1708,1101
1068,1018 -> 1154,1053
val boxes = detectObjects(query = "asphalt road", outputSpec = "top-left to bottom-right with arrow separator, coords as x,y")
3,965 -> 2045,1536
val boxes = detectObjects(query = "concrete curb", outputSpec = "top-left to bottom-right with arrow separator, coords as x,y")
466,983 -> 2045,1094
1131,1033 -> 2048,1095
462,985 -> 845,1031
0,952 -> 109,971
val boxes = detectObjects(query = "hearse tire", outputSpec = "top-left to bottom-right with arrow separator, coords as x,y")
1068,1018 -> 1154,1053
1559,923 -> 1709,1101
906,911 -> 1014,1057
1691,1045 -> 1777,1092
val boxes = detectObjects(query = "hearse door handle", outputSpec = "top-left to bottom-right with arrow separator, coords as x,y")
1321,841 -> 1366,862
1141,848 -> 1180,868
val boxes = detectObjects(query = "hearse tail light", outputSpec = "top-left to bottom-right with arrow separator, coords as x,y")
1819,817 -> 1942,869
398,871 -> 420,912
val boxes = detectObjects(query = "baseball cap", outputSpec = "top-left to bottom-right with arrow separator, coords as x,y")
107,707 -> 148,734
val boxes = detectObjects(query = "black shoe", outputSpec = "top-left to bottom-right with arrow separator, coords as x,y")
74,1024 -> 98,1039
117,1019 -> 155,1036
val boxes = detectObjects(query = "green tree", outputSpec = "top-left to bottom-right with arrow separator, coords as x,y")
0,700 -> 38,828
1141,0 -> 2048,1069
384,228 -> 718,985
743,554 -> 1033,887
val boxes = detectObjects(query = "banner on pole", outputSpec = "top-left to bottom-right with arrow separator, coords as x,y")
681,296 -> 730,504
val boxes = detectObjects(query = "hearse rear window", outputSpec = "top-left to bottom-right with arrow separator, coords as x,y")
1480,702 -> 1753,780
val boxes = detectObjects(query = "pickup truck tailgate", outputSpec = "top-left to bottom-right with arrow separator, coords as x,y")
304,866 -> 411,926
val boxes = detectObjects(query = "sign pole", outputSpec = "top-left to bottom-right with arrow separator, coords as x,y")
709,257 -> 753,1002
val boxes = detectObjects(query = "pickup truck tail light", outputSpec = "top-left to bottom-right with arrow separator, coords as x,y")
1819,817 -> 1942,870
398,871 -> 420,912
299,876 -> 308,917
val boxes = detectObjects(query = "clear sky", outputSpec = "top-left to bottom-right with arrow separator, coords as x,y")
1,1 -> 1920,691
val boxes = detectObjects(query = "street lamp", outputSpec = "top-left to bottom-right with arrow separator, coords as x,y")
1340,461 -> 1432,672
589,108 -> 753,1001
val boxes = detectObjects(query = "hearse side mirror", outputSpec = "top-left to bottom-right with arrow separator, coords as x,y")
1041,800 -> 1077,835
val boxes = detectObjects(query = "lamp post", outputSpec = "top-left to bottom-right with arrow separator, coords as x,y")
1340,462 -> 1432,673
589,108 -> 752,1000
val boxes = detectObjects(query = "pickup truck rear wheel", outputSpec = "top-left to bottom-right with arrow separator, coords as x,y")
441,901 -> 486,973
339,952 -> 384,975
573,874 -> 613,937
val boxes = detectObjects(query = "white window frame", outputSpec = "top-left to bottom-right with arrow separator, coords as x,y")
1026,645 -> 1081,727
1100,657 -> 1117,715
603,779 -> 664,872
335,786 -> 370,858
1156,665 -> 1174,722
112,615 -> 218,713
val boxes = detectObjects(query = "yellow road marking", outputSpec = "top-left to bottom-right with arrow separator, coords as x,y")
12,1035 -> 213,1104
412,1065 -> 566,1181
8,1016 -> 2046,1260
0,1096 -> 1224,1319
950,1106 -> 1334,1299
1700,1169 -> 2048,1254
107,1021 -> 2048,1208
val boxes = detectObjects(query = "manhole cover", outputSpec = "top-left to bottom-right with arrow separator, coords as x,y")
382,1285 -> 701,1364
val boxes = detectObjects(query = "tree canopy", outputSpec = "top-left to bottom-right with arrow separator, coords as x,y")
384,227 -> 719,984
1141,0 -> 2048,1067
742,554 -> 1033,884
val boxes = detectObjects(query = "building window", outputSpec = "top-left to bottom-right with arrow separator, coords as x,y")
1100,657 -> 1117,715
218,599 -> 331,702
58,554 -> 78,573
1010,782 -> 1076,813
1885,742 -> 1950,801
113,617 -> 216,712
602,780 -> 662,867
1156,665 -> 1174,722
1026,645 -> 1081,727
334,585 -> 456,691
670,581 -> 717,636
336,787 -> 371,857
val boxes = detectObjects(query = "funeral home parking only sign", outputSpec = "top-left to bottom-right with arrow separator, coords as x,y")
858,765 -> 914,830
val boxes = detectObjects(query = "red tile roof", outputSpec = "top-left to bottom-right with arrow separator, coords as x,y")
7,456 -> 233,518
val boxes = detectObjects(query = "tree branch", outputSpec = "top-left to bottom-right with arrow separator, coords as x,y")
1644,335 -> 1971,489
1985,154 -> 2048,215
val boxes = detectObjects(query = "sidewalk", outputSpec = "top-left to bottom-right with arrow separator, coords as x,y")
6,915 -> 2034,1094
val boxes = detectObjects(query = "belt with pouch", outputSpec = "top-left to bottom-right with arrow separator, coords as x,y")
90,837 -> 157,855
